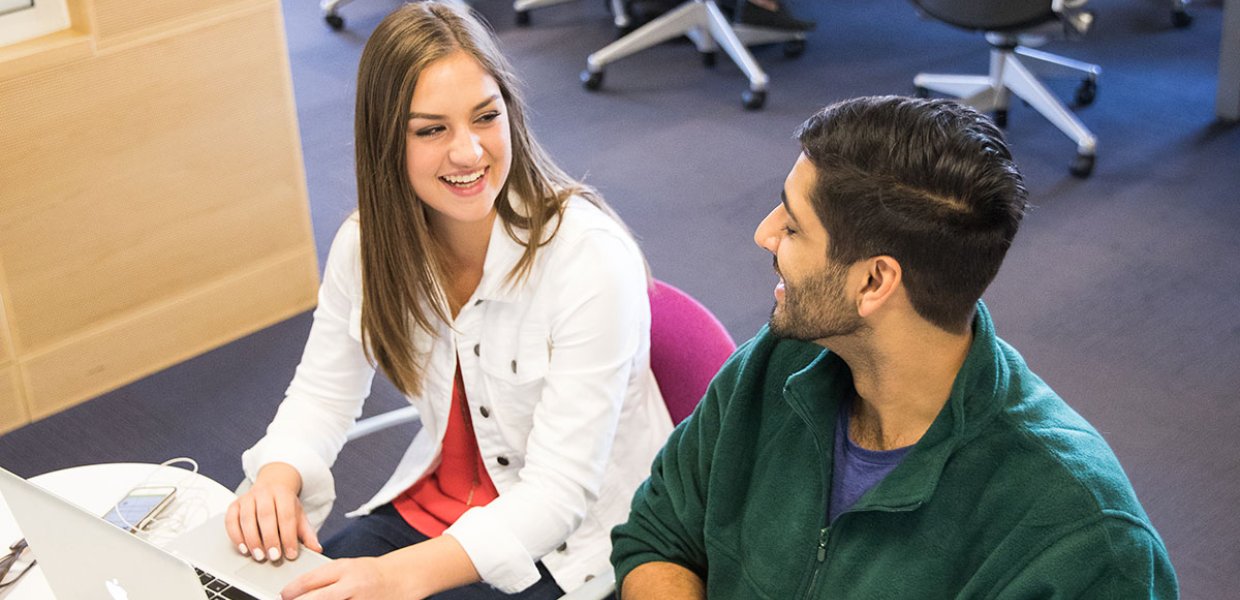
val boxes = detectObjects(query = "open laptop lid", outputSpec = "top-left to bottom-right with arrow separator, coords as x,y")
0,465 -> 208,599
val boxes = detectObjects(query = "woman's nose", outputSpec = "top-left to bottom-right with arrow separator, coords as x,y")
448,130 -> 483,166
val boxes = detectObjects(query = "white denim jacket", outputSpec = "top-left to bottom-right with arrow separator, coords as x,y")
242,196 -> 672,593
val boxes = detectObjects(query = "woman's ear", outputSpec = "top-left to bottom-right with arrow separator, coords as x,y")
856,256 -> 902,319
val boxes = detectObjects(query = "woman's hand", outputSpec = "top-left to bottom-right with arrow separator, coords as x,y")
226,462 -> 322,563
281,535 -> 480,600
280,556 -> 417,600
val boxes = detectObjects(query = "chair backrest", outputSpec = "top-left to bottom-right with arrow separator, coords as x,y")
913,0 -> 1056,32
648,280 -> 736,425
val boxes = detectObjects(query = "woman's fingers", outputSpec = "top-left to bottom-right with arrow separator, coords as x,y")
226,465 -> 311,562
298,509 -> 323,553
255,489 -> 283,562
224,499 -> 247,554
237,492 -> 266,561
273,491 -> 301,560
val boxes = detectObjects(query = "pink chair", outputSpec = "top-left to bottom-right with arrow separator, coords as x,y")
557,285 -> 734,595
647,279 -> 736,425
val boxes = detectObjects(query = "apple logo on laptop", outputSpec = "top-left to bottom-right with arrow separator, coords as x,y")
105,578 -> 130,600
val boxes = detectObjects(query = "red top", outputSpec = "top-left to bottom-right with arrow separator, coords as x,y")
394,362 -> 499,537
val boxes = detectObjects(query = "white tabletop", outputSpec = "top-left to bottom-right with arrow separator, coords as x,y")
0,462 -> 236,599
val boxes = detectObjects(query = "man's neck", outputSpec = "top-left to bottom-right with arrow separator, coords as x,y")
831,318 -> 973,451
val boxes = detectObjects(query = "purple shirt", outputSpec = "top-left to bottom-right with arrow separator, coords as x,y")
828,408 -> 912,523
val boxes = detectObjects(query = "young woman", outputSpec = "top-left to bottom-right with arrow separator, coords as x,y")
226,3 -> 673,598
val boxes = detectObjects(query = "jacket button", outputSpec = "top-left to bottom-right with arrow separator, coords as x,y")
474,299 -> 483,306
473,344 -> 480,356
510,359 -> 517,373
497,456 -> 510,466
479,406 -> 490,418
584,574 -> 594,582
557,543 -> 568,553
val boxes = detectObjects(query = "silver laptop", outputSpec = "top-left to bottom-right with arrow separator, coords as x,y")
0,466 -> 330,600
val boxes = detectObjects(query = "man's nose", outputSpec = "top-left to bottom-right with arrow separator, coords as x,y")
754,211 -> 779,253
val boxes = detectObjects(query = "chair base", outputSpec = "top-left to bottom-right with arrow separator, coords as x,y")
582,0 -> 806,109
914,43 -> 1098,176
514,0 -> 631,29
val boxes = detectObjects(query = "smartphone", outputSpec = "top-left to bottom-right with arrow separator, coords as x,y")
101,485 -> 177,532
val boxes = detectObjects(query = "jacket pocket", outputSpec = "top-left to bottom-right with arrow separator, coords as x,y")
479,326 -> 551,433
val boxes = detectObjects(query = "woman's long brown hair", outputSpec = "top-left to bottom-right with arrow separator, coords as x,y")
354,1 -> 624,397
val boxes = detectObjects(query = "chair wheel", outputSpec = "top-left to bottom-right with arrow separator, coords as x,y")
742,89 -> 766,110
1171,9 -> 1192,28
993,109 -> 1008,128
783,39 -> 806,58
515,10 -> 531,26
1075,79 -> 1097,106
702,51 -> 716,68
914,86 -> 929,99
581,70 -> 604,91
1070,154 -> 1094,178
325,13 -> 344,31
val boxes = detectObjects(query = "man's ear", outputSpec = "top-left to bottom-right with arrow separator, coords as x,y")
856,256 -> 902,318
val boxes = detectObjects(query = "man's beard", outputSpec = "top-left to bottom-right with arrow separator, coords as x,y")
769,258 -> 864,341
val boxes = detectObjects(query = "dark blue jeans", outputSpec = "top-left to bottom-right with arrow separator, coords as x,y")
322,504 -> 566,599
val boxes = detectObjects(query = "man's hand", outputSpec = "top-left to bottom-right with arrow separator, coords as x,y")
621,562 -> 706,600
226,462 -> 322,563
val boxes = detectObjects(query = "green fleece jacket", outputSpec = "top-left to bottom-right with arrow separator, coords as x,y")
612,303 -> 1177,599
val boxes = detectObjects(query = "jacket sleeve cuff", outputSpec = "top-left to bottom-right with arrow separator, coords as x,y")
240,443 -> 337,530
446,507 -> 543,593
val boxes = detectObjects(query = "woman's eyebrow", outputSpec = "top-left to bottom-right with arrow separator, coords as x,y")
408,95 -> 500,120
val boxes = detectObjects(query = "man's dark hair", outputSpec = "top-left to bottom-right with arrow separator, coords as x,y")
794,95 -> 1028,333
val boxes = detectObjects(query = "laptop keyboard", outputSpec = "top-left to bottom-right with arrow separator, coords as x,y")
196,567 -> 260,600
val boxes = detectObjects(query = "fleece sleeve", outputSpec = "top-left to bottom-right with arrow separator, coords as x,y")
609,341 -> 749,590
994,513 -> 1179,599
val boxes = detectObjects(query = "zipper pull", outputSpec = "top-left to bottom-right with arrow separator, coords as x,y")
816,527 -> 828,562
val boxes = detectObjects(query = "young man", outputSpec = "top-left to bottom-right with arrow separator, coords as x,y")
611,96 -> 1178,599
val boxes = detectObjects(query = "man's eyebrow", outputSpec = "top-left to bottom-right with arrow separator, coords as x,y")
781,190 -> 801,224
408,95 -> 500,120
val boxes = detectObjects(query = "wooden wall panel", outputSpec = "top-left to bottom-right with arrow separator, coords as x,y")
0,289 -> 12,365
0,0 -> 317,425
22,249 -> 317,419
0,365 -> 27,435
91,0 -> 266,47
0,4 -> 312,355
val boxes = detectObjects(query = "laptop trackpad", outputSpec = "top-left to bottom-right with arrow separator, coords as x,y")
167,512 -> 332,597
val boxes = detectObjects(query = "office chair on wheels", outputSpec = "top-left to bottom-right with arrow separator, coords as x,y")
321,0 -> 628,31
579,0 -> 808,110
1170,0 -> 1192,28
514,0 -> 631,29
911,0 -> 1100,177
